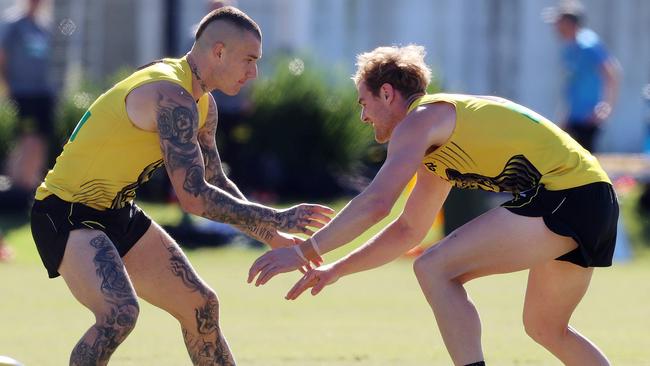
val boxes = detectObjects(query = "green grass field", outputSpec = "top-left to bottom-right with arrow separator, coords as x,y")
1,201 -> 649,365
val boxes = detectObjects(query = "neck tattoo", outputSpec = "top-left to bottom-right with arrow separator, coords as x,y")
187,55 -> 208,93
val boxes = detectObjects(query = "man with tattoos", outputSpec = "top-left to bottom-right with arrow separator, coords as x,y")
30,6 -> 333,365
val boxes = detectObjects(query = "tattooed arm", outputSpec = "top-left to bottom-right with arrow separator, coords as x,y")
154,83 -> 332,242
198,94 -> 297,247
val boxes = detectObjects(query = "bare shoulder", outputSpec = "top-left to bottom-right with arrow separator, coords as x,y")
126,81 -> 195,131
394,101 -> 456,149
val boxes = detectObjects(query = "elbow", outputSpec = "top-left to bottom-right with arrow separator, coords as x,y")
367,199 -> 392,221
177,194 -> 204,216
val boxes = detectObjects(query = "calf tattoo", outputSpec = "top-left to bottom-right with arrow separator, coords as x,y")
164,237 -> 235,365
182,296 -> 234,366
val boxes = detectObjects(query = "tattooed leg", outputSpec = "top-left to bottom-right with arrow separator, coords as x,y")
166,244 -> 236,365
122,224 -> 236,365
181,293 -> 235,366
59,231 -> 139,366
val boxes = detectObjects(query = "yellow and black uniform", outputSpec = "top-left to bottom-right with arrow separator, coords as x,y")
31,57 -> 209,278
411,94 -> 618,267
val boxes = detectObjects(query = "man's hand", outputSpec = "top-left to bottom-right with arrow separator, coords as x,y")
285,263 -> 340,300
276,204 -> 335,235
248,245 -> 322,286
592,101 -> 612,123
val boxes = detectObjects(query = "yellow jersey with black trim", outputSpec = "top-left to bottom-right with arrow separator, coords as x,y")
35,56 -> 210,210
413,93 -> 610,193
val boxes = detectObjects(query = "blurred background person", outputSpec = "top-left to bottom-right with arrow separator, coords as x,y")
0,231 -> 12,261
550,0 -> 620,152
0,0 -> 55,260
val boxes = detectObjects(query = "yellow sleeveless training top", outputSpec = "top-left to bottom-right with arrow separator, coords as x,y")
35,56 -> 210,210
413,94 -> 610,193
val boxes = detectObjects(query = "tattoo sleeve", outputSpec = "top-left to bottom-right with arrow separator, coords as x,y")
156,86 -> 289,231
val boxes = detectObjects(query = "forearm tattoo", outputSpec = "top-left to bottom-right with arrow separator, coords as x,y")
157,91 -> 291,229
70,235 -> 138,365
238,224 -> 275,242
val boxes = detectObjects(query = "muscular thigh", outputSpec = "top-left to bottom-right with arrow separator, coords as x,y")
59,229 -> 137,312
421,207 -> 579,282
122,221 -> 213,318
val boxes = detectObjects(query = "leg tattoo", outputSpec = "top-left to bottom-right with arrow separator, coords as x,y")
70,234 -> 139,366
164,238 -> 235,365
182,296 -> 235,365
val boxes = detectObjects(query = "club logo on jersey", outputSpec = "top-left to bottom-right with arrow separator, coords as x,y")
424,162 -> 437,172
445,154 -> 541,193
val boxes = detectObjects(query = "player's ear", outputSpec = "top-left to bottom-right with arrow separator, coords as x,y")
212,42 -> 225,60
380,83 -> 394,102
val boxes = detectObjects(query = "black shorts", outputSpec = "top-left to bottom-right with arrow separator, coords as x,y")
502,182 -> 618,267
30,194 -> 152,278
11,93 -> 56,136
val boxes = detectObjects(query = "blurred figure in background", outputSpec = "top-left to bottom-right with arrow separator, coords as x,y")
550,0 -> 619,152
0,0 -> 55,260
0,0 -> 55,195
0,232 -> 12,261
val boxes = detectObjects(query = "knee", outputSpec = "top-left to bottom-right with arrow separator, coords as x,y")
96,298 -> 140,337
192,289 -> 222,334
523,312 -> 566,348
413,248 -> 446,285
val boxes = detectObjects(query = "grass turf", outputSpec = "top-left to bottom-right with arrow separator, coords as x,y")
0,202 -> 649,365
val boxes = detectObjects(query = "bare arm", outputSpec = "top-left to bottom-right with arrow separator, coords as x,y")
156,83 -> 328,234
284,166 -> 451,299
248,102 -> 457,284
334,166 -> 451,277
296,102 -> 456,258
197,94 -> 305,246
594,58 -> 620,122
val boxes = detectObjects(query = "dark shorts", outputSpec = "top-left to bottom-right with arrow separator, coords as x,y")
31,194 -> 152,278
501,182 -> 618,267
11,93 -> 56,136
565,120 -> 599,153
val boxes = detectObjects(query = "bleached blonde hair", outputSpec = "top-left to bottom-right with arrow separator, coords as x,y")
352,44 -> 431,97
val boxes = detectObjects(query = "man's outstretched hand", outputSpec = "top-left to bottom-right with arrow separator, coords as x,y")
276,204 -> 335,235
248,244 -> 322,286
285,263 -> 340,300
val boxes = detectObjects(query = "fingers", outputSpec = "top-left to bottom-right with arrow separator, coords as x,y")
248,252 -> 271,283
309,204 -> 336,215
248,248 -> 308,285
286,272 -> 319,300
255,264 -> 282,286
311,256 -> 323,267
305,211 -> 333,224
312,277 -> 328,296
300,227 -> 315,236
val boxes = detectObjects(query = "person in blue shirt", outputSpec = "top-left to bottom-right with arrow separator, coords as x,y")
553,2 -> 619,152
0,0 -> 56,190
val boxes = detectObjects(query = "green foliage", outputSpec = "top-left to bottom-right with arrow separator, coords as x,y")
224,56 -> 376,199
53,90 -> 98,151
0,99 -> 17,166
